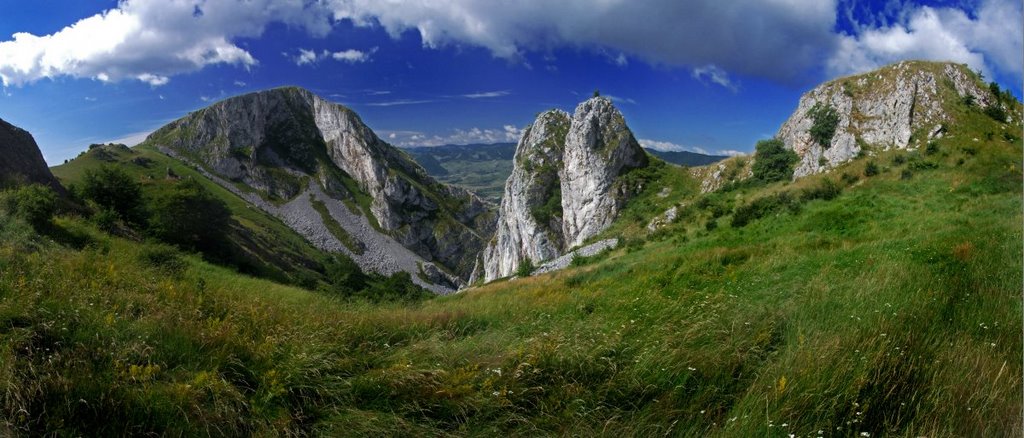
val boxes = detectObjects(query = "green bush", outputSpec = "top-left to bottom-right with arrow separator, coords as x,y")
901,169 -> 914,180
752,138 -> 799,183
925,142 -> 939,155
807,102 -> 840,148
2,184 -> 58,230
801,178 -> 842,202
864,161 -> 880,177
147,179 -> 231,253
984,104 -> 1007,123
516,258 -> 536,277
138,244 -> 188,275
81,165 -> 145,223
892,154 -> 907,165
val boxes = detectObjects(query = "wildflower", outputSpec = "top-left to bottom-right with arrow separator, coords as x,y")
860,432 -> 870,437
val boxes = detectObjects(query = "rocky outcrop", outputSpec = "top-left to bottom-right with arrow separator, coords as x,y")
145,87 -> 493,290
477,97 -> 647,282
777,61 -> 993,178
561,98 -> 648,247
0,118 -> 63,192
478,110 -> 569,282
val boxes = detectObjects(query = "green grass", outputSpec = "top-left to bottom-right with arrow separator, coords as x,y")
4,88 -> 1022,435
309,194 -> 364,255
51,143 -> 334,287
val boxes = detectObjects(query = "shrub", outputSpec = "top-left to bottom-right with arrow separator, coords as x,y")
808,102 -> 840,148
901,169 -> 914,180
984,104 -> 1007,123
731,192 -> 800,228
515,258 -> 536,277
908,160 -> 939,171
864,161 -> 880,177
147,179 -> 230,253
925,142 -> 939,155
81,165 -> 145,224
2,184 -> 58,230
705,219 -> 718,231
892,154 -> 907,165
752,138 -> 799,183
91,208 -> 121,233
138,244 -> 188,275
801,178 -> 842,202
841,172 -> 859,185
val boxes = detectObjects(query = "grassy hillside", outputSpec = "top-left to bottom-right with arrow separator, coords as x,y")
3,87 -> 1020,435
51,143 -> 335,287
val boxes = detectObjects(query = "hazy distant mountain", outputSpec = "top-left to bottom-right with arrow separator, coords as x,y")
647,149 -> 729,166
401,143 -> 516,202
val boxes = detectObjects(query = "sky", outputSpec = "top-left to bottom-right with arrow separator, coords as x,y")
0,0 -> 1021,165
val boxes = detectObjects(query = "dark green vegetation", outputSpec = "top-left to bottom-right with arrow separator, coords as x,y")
2,71 -> 1021,436
752,138 -> 800,183
808,102 -> 840,148
50,143 -> 419,295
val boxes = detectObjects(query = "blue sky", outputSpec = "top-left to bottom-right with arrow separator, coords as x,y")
0,0 -> 1021,165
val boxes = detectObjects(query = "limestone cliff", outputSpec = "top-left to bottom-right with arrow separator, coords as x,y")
777,61 -> 996,178
477,97 -> 647,282
144,87 -> 493,291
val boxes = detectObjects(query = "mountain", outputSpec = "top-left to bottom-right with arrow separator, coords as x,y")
141,87 -> 495,292
477,97 -> 648,282
778,61 -> 1000,178
0,118 -> 64,192
401,143 -> 516,202
648,149 -> 729,166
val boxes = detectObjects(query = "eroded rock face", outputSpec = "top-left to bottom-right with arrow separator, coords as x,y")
479,110 -> 569,282
561,97 -> 648,247
0,118 -> 63,192
147,87 -> 492,286
477,97 -> 646,282
777,62 -> 991,178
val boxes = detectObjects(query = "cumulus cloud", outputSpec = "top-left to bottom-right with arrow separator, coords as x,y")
386,125 -> 522,147
828,0 -> 1023,79
328,0 -> 838,82
292,47 -> 376,66
638,139 -> 708,155
0,0 -> 335,86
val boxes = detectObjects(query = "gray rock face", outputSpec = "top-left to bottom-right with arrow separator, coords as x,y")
0,118 -> 63,192
146,87 -> 493,289
777,61 -> 991,178
477,97 -> 646,282
531,238 -> 618,277
478,110 -> 569,282
561,98 -> 648,247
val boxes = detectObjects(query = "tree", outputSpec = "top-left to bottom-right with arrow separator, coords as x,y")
751,138 -> 799,183
81,165 -> 144,224
593,89 -> 601,98
147,178 -> 231,253
807,102 -> 840,148
2,184 -> 58,230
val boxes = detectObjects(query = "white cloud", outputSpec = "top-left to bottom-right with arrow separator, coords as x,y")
105,129 -> 154,147
387,125 -> 522,147
639,138 -> 708,154
692,65 -> 738,92
828,0 -> 1023,79
462,90 -> 510,99
0,0 -> 340,86
604,94 -> 636,105
293,47 -> 376,66
234,80 -> 247,87
328,0 -> 838,81
719,150 -> 746,157
365,99 -> 434,107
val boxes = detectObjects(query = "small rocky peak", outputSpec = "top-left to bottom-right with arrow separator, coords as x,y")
0,118 -> 64,192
